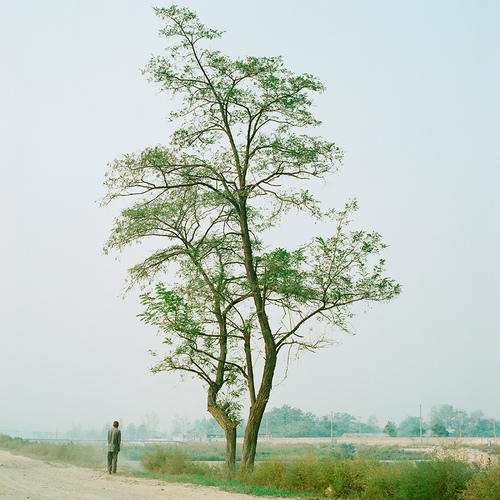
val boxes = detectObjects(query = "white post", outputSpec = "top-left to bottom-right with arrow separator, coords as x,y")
330,410 -> 333,445
419,404 -> 423,444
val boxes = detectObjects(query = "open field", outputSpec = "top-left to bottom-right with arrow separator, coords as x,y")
2,435 -> 500,499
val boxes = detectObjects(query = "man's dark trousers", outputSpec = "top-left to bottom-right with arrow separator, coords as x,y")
107,451 -> 118,473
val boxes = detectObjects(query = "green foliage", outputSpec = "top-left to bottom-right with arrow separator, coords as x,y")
398,415 -> 425,437
432,423 -> 451,437
428,406 -> 498,438
383,421 -> 398,437
336,443 -> 357,458
140,443 -> 466,499
431,405 -> 460,435
330,413 -> 360,436
396,458 -> 475,500
363,461 -> 410,499
460,461 -> 500,500
260,406 -> 382,438
241,453 -> 373,497
263,405 -> 327,437
244,455 -> 477,499
463,411 -> 499,438
357,445 -> 430,461
142,446 -> 210,475
137,441 -> 431,466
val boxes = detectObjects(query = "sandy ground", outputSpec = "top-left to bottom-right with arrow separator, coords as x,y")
0,451 -> 282,500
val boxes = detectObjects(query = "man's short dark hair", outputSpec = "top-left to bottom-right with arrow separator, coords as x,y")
113,421 -> 119,428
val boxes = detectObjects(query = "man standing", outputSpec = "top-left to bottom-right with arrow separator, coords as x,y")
107,421 -> 121,474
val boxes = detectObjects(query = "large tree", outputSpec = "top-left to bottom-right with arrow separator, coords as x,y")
102,5 -> 401,467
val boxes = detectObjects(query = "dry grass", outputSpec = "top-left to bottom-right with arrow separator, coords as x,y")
0,434 -> 105,467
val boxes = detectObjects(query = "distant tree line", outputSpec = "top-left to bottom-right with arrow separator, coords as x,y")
55,404 -> 498,441
385,405 -> 499,438
186,405 -> 500,438
171,404 -> 500,440
255,404 -> 499,438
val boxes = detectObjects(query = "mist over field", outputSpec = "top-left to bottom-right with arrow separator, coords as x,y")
1,0 -> 499,438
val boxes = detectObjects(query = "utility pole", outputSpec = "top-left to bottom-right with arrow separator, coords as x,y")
458,411 -> 462,438
419,404 -> 423,444
330,411 -> 334,445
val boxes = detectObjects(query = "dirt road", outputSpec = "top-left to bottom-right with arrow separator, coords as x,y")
0,450 -> 279,499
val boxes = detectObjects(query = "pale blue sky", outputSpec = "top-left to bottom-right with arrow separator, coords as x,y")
1,0 -> 498,436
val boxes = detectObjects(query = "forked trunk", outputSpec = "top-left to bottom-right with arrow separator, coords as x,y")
207,387 -> 237,468
241,351 -> 277,468
238,199 -> 278,468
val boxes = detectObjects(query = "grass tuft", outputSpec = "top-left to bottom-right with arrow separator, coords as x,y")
142,445 -> 207,475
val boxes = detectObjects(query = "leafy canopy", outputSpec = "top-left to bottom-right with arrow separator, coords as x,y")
102,5 -> 400,429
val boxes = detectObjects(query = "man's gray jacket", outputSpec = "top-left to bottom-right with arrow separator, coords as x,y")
107,427 -> 121,452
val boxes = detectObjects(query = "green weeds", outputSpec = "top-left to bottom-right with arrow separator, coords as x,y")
140,446 -> 498,499
459,461 -> 500,500
142,446 -> 209,475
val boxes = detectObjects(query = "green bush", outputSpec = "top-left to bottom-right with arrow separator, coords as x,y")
239,458 -> 287,491
243,454 -> 378,497
396,458 -> 474,500
142,446 -> 211,476
363,461 -> 411,499
245,454 -> 481,499
319,456 -> 373,498
460,462 -> 500,500
336,443 -> 357,458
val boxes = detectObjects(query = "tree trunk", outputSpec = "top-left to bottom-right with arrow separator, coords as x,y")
224,425 -> 237,468
240,350 -> 277,468
207,387 -> 237,468
240,404 -> 262,468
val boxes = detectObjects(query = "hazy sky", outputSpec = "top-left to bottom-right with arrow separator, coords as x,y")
1,0 -> 499,437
